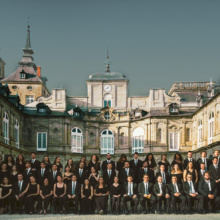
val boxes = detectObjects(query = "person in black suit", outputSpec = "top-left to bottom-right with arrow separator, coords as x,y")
48,164 -> 62,186
183,151 -> 197,170
129,152 -> 142,183
101,153 -> 116,171
209,157 -> 220,186
103,163 -> 116,188
74,162 -> 88,185
30,152 -> 41,172
197,151 -> 210,171
122,175 -> 139,214
23,161 -> 35,183
119,161 -> 134,184
183,173 -> 204,214
198,163 -> 206,182
138,161 -> 154,183
167,175 -> 186,214
9,173 -> 28,214
154,175 -> 170,214
198,171 -> 220,213
156,164 -> 170,184
213,150 -> 220,167
65,175 -> 81,214
36,162 -> 49,186
138,174 -> 157,214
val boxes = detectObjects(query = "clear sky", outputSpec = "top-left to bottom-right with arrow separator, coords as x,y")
0,0 -> 220,96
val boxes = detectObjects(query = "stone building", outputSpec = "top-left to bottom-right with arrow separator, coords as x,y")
0,26 -> 220,165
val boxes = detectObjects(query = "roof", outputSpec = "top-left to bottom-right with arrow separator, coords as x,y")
89,72 -> 126,80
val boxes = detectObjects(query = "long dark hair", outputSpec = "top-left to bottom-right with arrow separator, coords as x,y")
42,155 -> 51,164
83,179 -> 91,190
16,154 -> 25,164
161,154 -> 169,164
118,154 -> 127,163
5,155 -> 15,164
53,157 -> 62,165
1,177 -> 11,185
173,153 -> 183,161
96,177 -> 106,188
145,153 -> 156,163
90,154 -> 100,163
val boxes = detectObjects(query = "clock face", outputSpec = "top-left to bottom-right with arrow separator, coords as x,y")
104,84 -> 111,92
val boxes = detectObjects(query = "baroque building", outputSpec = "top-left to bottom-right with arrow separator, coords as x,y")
0,26 -> 220,164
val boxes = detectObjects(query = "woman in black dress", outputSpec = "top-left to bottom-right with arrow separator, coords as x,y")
15,154 -> 25,173
88,167 -> 99,188
62,166 -> 73,185
145,153 -> 157,170
0,163 -> 9,183
171,153 -> 183,171
110,176 -> 122,214
53,157 -> 63,173
66,159 -> 75,174
24,176 -> 40,214
88,155 -> 100,174
42,156 -> 52,171
5,155 -> 14,173
81,179 -> 93,214
0,177 -> 12,214
94,177 -> 109,214
10,165 -> 18,184
183,161 -> 198,182
170,164 -> 183,183
53,175 -> 66,214
158,154 -> 170,173
116,154 -> 127,173
38,178 -> 53,214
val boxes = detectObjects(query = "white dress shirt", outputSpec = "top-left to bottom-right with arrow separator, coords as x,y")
128,182 -> 133,195
188,181 -> 195,193
206,180 -> 212,191
159,183 -> 163,194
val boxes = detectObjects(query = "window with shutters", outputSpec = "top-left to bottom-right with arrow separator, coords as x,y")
198,120 -> 202,148
3,112 -> 9,144
208,112 -> 214,144
101,129 -> 114,154
14,119 -> 19,148
103,94 -> 112,107
132,127 -> 144,153
71,127 -> 83,153
37,132 -> 47,151
169,132 -> 179,151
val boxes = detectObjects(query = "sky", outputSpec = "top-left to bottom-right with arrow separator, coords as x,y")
0,0 -> 220,97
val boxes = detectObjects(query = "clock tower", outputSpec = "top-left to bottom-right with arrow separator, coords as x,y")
86,53 -> 128,111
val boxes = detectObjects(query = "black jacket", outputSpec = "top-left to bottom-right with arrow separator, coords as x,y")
119,168 -> 134,184
167,182 -> 184,196
103,169 -> 116,186
198,179 -> 218,197
48,171 -> 62,185
123,182 -> 138,195
198,169 -> 206,182
138,168 -> 154,183
183,181 -> 198,194
183,158 -> 197,170
153,182 -> 169,195
36,169 -> 49,185
129,159 -> 142,173
197,158 -> 211,171
23,168 -> 36,183
209,164 -> 220,181
66,181 -> 81,197
31,159 -> 41,171
101,160 -> 116,171
138,181 -> 154,196
12,180 -> 28,196
74,169 -> 88,184
155,171 -> 170,184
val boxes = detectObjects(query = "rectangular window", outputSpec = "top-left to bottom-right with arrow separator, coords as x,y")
132,136 -> 144,154
26,95 -> 34,104
37,132 -> 47,151
14,128 -> 19,148
169,132 -> 179,151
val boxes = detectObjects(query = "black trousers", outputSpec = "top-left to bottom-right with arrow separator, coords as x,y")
52,196 -> 66,212
122,195 -> 139,211
24,195 -> 38,213
95,196 -> 107,213
185,194 -> 204,211
81,197 -> 92,214
171,195 -> 186,211
139,195 -> 157,211
156,195 -> 170,212
111,196 -> 121,212
204,196 -> 220,211
37,195 -> 52,211
65,195 -> 79,213
9,195 -> 25,212
0,197 -> 10,208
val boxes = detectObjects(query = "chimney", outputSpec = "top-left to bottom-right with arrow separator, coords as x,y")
37,66 -> 41,78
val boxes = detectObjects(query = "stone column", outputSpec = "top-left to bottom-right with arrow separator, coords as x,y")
182,121 -> 186,146
86,125 -> 89,147
96,127 -> 99,148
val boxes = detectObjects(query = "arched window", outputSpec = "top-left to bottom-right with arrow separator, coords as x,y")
198,120 -> 203,148
3,112 -> 9,144
208,112 -> 214,144
103,94 -> 112,107
71,127 -> 83,153
101,129 -> 114,154
15,119 -> 19,148
132,127 -> 144,153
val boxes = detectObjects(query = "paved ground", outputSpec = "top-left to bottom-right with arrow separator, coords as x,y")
0,214 -> 220,220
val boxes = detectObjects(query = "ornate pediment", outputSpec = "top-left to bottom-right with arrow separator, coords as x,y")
98,103 -> 116,121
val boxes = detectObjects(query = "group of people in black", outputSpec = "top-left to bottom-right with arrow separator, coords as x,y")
0,149 -> 220,215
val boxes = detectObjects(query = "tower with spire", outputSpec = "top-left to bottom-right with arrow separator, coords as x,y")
1,26 -> 50,105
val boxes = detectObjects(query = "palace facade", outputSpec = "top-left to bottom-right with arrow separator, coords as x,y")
0,27 -> 220,164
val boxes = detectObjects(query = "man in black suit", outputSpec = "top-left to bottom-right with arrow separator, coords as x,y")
138,161 -> 154,183
197,151 -> 210,171
30,152 -> 41,172
167,176 -> 186,214
183,151 -> 197,170
101,153 -> 116,171
36,162 -> 49,186
209,157 -> 220,192
9,173 -> 28,214
74,162 -> 88,185
198,163 -> 206,182
156,164 -> 170,184
198,171 -> 220,213
129,152 -> 142,183
103,163 -> 116,188
23,161 -> 35,183
48,164 -> 62,186
213,150 -> 220,167
138,174 -> 157,214
122,175 -> 139,214
65,175 -> 81,214
119,161 -> 134,184
153,175 -> 170,214
183,173 -> 204,214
